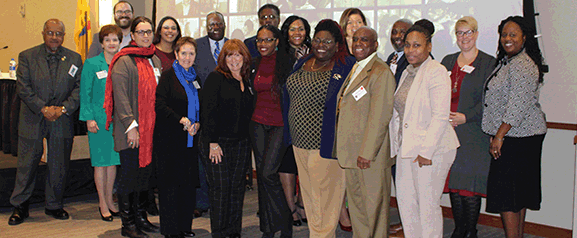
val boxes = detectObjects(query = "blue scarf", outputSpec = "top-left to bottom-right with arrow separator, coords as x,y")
172,60 -> 200,147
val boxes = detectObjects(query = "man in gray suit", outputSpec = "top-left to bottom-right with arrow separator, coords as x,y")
8,19 -> 82,225
194,11 -> 228,86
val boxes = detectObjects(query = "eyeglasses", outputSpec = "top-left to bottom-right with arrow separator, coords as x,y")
45,31 -> 65,37
256,38 -> 276,44
352,36 -> 375,43
311,38 -> 334,45
208,22 -> 224,28
134,30 -> 153,36
260,14 -> 277,21
456,30 -> 475,37
115,10 -> 133,16
162,26 -> 178,31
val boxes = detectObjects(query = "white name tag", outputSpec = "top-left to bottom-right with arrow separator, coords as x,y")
390,64 -> 398,75
352,86 -> 367,101
461,65 -> 475,74
69,65 -> 78,77
96,70 -> 108,79
153,68 -> 161,77
192,81 -> 201,89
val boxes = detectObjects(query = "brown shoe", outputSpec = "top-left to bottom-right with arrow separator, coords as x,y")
389,228 -> 405,238
389,223 -> 403,233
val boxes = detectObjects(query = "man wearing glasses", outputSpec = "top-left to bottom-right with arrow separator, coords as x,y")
87,1 -> 134,58
244,4 -> 280,59
8,18 -> 82,225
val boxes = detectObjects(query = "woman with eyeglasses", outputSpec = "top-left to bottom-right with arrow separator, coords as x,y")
440,16 -> 496,238
104,16 -> 161,238
153,16 -> 182,72
283,19 -> 356,237
249,25 -> 294,238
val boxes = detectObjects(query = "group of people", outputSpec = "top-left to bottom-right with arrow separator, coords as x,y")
6,1 -> 547,238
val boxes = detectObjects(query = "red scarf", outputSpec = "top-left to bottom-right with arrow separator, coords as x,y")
104,41 -> 157,168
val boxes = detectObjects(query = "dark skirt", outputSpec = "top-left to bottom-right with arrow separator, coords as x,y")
278,145 -> 297,174
485,134 -> 545,213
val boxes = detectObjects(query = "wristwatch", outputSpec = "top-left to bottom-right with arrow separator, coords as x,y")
61,106 -> 68,115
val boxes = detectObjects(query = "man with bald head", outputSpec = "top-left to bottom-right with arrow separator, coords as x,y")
8,19 -> 82,225
194,11 -> 228,87
387,19 -> 413,85
334,26 -> 396,237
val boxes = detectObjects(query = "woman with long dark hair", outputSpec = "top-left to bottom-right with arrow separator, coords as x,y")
249,24 -> 294,238
482,16 -> 546,238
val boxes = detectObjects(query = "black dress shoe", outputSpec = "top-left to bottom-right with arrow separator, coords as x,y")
229,233 -> 241,238
164,235 -> 184,238
8,205 -> 29,225
45,208 -> 70,220
181,231 -> 196,237
100,208 -> 113,222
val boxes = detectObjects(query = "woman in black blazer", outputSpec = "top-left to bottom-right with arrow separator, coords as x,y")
154,36 -> 200,238
440,16 -> 496,238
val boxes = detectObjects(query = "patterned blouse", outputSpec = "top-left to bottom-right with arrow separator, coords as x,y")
286,68 -> 332,150
393,64 -> 420,144
481,50 -> 547,137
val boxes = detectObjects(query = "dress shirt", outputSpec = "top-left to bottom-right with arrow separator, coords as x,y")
209,38 -> 225,62
344,52 -> 377,93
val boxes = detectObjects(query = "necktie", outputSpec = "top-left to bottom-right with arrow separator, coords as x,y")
214,41 -> 220,64
391,53 -> 399,65
337,62 -> 359,116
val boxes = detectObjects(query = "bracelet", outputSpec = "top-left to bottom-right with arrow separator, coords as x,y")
211,145 -> 219,150
494,137 -> 505,142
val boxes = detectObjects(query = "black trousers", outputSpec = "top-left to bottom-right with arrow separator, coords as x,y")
249,121 -> 292,234
200,137 -> 251,238
117,148 -> 152,195
157,146 -> 197,235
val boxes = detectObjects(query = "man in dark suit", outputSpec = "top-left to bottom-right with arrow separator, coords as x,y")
8,19 -> 82,225
194,11 -> 228,86
243,4 -> 280,59
87,1 -> 134,59
386,19 -> 412,86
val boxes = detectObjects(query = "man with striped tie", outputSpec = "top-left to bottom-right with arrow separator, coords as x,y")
386,19 -> 413,86
194,11 -> 228,87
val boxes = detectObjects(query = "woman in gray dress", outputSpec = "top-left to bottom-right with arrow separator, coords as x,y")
440,16 -> 496,238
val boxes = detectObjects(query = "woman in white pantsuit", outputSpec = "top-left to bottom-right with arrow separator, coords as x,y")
389,23 -> 460,238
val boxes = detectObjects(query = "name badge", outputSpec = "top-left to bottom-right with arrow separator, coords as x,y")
96,70 -> 108,79
69,65 -> 78,77
352,86 -> 367,101
192,81 -> 201,89
153,68 -> 161,77
461,65 -> 475,74
390,64 -> 398,75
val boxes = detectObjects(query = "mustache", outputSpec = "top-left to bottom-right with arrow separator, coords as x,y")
119,16 -> 130,20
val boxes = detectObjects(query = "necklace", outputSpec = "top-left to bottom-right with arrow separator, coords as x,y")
310,58 -> 331,71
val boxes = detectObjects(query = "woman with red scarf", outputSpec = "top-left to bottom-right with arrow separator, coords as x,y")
104,16 -> 161,238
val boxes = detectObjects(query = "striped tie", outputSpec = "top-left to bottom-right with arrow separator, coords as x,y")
214,41 -> 220,64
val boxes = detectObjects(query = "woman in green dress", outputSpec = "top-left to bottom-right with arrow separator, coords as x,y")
80,24 -> 122,222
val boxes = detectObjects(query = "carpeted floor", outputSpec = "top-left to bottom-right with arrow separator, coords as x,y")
0,181 -> 544,238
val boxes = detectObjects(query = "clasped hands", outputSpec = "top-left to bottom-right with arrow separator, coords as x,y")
179,117 -> 200,136
42,106 -> 64,122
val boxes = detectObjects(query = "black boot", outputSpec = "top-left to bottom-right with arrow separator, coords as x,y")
119,193 -> 148,238
135,191 -> 160,233
450,192 -> 466,238
463,195 -> 482,238
146,190 -> 159,216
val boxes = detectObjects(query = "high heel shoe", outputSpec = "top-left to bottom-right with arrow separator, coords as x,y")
109,209 -> 120,217
295,203 -> 307,223
99,208 -> 113,222
339,221 -> 352,232
291,209 -> 302,227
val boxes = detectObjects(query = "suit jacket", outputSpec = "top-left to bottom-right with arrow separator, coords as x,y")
193,36 -> 228,87
386,51 -> 409,86
389,57 -> 459,162
244,36 -> 259,60
334,56 -> 396,169
282,54 -> 356,159
16,44 -> 82,139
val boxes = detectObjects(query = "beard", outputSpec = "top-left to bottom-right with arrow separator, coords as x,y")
115,17 -> 132,29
